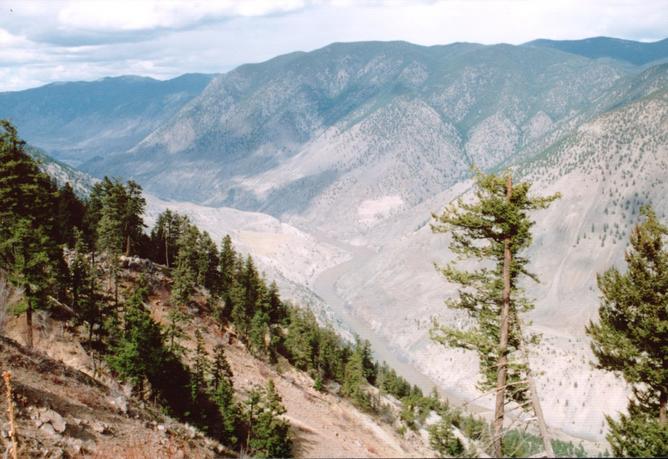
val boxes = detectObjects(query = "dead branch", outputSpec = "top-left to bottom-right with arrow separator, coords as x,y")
3,371 -> 18,459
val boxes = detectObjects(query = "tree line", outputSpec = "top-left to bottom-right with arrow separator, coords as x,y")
0,121 -> 292,456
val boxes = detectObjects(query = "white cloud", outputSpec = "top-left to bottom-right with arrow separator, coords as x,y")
0,0 -> 665,91
56,0 -> 307,32
0,27 -> 25,46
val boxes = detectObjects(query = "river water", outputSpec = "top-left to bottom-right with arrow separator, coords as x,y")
311,235 -> 471,408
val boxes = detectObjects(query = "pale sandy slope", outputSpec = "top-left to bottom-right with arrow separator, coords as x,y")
332,91 -> 667,442
140,91 -> 667,444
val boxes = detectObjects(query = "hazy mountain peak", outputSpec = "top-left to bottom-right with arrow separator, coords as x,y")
525,36 -> 668,65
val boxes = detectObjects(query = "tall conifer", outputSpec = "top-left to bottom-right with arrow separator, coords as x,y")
586,206 -> 668,456
431,170 -> 558,455
0,120 -> 63,348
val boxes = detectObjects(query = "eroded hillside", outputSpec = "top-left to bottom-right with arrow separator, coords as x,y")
1,261 -> 438,458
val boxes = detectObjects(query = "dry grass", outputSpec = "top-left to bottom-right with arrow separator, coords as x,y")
90,433 -> 185,459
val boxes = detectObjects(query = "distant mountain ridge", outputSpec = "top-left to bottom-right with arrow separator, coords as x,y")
79,40 -> 635,222
3,38 -> 666,235
0,73 -> 216,166
526,36 -> 668,65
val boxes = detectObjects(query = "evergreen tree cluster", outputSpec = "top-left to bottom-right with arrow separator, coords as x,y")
6,118 -> 666,456
147,211 -> 389,415
0,121 -> 458,456
0,122 -> 292,455
586,206 -> 668,456
145,210 -> 485,452
1,120 -> 88,347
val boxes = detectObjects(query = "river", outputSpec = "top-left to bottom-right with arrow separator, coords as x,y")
311,233 -> 472,409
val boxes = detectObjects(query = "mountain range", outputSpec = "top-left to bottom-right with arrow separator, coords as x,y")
3,36 -> 667,444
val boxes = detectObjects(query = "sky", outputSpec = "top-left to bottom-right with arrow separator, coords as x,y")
0,0 -> 666,91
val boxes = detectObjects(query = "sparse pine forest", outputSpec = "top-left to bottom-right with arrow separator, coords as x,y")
0,121 -> 488,456
2,105 -> 667,458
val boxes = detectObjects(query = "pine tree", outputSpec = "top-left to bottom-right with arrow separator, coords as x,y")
342,343 -> 371,410
210,345 -> 239,445
70,230 -> 103,342
219,235 -> 236,294
150,209 -> 183,267
249,310 -> 271,358
197,231 -> 221,296
241,255 -> 261,318
428,417 -> 464,457
284,308 -> 318,371
171,224 -> 200,306
164,307 -> 191,357
84,177 -> 112,252
246,380 -> 291,458
229,254 -> 263,338
0,121 -> 58,232
0,120 -> 63,348
96,181 -> 125,302
356,338 -> 377,385
93,178 -> 147,300
55,182 -> 86,247
606,401 -> 668,457
243,386 -> 262,453
316,326 -> 349,383
172,256 -> 197,307
229,280 -> 250,336
431,170 -> 558,455
0,220 -> 58,348
211,344 -> 234,388
121,180 -> 146,256
190,329 -> 210,402
265,281 -> 287,325
586,206 -> 668,456
107,283 -> 165,396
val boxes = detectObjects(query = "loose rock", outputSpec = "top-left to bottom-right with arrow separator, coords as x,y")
39,408 -> 67,434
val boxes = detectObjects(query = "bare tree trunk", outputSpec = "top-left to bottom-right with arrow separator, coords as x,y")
125,234 -> 131,257
114,270 -> 119,307
25,302 -> 33,349
3,371 -> 19,459
165,224 -> 170,268
517,321 -> 554,457
493,174 -> 513,457
660,390 -> 667,426
0,275 -> 10,334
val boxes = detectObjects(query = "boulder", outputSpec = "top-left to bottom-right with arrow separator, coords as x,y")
39,408 -> 66,434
